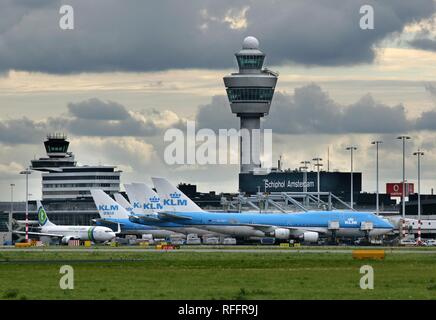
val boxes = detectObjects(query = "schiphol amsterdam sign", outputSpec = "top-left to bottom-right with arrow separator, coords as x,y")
263,179 -> 315,191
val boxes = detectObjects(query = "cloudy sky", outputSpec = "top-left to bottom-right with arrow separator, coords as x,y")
1,0 -> 436,201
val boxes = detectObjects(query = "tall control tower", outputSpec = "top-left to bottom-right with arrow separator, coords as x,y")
223,36 -> 278,173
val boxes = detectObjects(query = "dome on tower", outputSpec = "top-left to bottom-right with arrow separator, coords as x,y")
242,36 -> 259,50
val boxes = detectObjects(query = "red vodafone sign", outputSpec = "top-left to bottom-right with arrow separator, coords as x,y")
386,183 -> 414,197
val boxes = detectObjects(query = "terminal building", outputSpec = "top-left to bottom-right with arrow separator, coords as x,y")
10,134 -> 122,225
31,133 -> 121,200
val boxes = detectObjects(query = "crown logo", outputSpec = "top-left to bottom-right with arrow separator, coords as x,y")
170,192 -> 181,199
149,196 -> 160,203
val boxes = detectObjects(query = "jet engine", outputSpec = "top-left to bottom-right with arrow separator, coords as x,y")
273,228 -> 291,239
300,231 -> 319,243
61,236 -> 79,244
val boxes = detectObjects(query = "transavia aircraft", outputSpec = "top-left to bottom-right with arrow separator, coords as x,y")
12,201 -> 117,244
151,177 -> 394,242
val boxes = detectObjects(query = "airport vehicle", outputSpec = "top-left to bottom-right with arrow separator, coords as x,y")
223,237 -> 237,245
186,234 -> 201,245
400,239 -> 417,246
423,239 -> 436,246
91,190 -> 182,238
151,177 -> 394,242
203,237 -> 220,245
12,201 -> 116,244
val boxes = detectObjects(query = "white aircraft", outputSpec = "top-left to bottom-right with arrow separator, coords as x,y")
12,201 -> 117,244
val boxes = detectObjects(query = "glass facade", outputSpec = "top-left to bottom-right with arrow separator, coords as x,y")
236,55 -> 264,69
226,87 -> 274,102
43,175 -> 120,181
43,183 -> 119,188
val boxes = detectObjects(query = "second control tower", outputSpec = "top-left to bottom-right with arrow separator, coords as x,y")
223,36 -> 278,173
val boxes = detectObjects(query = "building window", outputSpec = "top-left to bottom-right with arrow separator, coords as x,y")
237,55 -> 264,69
226,87 -> 274,102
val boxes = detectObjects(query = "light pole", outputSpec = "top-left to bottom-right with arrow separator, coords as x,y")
10,183 -> 15,231
413,150 -> 424,244
397,136 -> 411,218
371,141 -> 383,215
346,146 -> 357,209
312,157 -> 323,205
300,161 -> 310,206
20,168 -> 32,242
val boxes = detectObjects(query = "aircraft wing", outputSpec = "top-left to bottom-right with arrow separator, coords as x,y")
129,215 -> 161,223
93,218 -> 126,227
14,220 -> 40,225
12,230 -> 64,238
158,212 -> 192,221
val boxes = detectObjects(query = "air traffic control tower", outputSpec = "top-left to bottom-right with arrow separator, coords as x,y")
223,36 -> 278,173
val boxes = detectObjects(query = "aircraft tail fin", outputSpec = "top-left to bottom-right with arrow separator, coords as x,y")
37,200 -> 55,227
131,183 -> 164,213
114,193 -> 133,212
151,177 -> 204,212
91,189 -> 130,220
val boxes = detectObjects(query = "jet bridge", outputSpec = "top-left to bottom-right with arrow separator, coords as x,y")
221,191 -> 354,213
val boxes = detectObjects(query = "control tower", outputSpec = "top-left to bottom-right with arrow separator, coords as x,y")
223,36 -> 278,173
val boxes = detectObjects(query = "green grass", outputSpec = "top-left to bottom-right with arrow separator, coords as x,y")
1,250 -> 436,299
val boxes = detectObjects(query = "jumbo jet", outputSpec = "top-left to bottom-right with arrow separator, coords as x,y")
12,201 -> 116,244
151,177 -> 394,242
125,182 -> 226,237
91,189 -> 184,238
93,185 -> 224,237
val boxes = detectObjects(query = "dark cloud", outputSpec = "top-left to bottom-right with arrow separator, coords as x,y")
0,98 -> 185,143
409,37 -> 436,51
415,110 -> 436,130
0,0 -> 434,73
68,98 -> 130,120
196,84 -> 424,134
425,83 -> 436,97
2,84 -> 436,146
266,84 -> 411,134
0,117 -> 46,144
195,95 -> 238,131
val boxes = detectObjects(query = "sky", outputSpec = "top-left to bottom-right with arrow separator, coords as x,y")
0,0 -> 436,201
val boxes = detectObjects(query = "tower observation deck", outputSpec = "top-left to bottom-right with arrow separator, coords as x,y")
223,36 -> 278,173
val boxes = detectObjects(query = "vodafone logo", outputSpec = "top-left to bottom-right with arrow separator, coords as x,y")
386,183 -> 414,197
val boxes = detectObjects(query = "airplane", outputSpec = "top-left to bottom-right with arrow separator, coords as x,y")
12,201 -> 117,244
126,182 -> 225,237
151,177 -> 394,242
91,189 -> 184,238
114,193 -> 133,212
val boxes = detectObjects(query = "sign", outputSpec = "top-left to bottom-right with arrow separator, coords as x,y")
386,183 -> 414,197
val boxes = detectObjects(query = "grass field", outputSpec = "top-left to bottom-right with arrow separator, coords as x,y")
1,248 -> 436,299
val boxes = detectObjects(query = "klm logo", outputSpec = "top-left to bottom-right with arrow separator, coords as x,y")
144,196 -> 163,210
98,204 -> 118,211
133,202 -> 141,209
163,193 -> 187,206
98,204 -> 118,215
144,203 -> 164,210
344,217 -> 358,225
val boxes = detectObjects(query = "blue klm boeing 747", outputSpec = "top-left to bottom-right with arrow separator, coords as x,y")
150,177 -> 394,242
